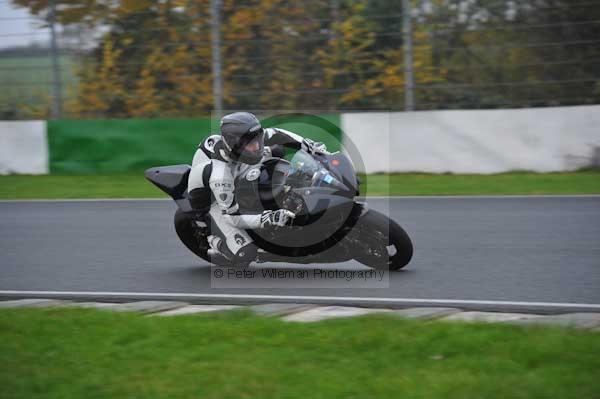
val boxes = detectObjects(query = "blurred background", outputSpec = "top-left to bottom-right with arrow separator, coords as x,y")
1,0 -> 600,177
1,0 -> 599,120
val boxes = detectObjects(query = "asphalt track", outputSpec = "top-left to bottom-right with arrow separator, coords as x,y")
1,197 -> 599,313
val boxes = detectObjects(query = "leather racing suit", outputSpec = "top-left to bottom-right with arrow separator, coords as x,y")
187,128 -> 323,263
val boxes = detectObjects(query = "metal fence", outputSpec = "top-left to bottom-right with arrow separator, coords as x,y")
0,0 -> 599,119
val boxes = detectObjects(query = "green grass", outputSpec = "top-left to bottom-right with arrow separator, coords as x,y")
0,308 -> 598,399
363,170 -> 600,196
0,172 -> 162,199
0,170 -> 599,199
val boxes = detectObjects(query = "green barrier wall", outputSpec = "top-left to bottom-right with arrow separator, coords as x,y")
48,114 -> 341,173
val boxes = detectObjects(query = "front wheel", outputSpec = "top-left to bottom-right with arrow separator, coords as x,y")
352,209 -> 413,271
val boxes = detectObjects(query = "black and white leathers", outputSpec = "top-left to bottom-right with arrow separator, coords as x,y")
187,128 -> 306,258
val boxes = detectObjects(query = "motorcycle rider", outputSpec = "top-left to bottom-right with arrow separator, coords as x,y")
187,112 -> 327,266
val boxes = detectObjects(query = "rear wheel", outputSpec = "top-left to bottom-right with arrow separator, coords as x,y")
352,209 -> 413,271
174,209 -> 230,266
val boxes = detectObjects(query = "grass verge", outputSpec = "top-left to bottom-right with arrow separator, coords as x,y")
364,170 -> 600,196
0,170 -> 599,199
0,308 -> 599,399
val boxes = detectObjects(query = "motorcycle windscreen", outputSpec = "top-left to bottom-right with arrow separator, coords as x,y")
287,150 -> 348,191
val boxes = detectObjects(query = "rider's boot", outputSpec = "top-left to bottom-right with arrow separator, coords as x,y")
207,235 -> 258,267
207,235 -> 227,258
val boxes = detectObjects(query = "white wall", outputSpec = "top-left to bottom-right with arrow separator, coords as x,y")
0,121 -> 48,175
342,105 -> 600,174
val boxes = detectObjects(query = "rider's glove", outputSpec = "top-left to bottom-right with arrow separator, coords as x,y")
302,138 -> 328,155
260,209 -> 295,228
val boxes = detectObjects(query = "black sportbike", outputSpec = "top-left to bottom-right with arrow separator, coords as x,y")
145,149 -> 413,270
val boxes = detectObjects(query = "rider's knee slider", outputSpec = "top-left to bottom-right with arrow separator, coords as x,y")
234,242 -> 258,263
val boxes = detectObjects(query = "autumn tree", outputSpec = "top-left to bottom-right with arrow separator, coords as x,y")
414,0 -> 600,108
12,0 -> 600,116
63,1 -> 214,117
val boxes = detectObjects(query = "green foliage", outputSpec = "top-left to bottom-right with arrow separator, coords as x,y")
414,0 -> 600,108
8,0 -> 600,117
0,308 -> 599,399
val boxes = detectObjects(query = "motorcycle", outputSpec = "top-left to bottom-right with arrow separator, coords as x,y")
145,148 -> 413,270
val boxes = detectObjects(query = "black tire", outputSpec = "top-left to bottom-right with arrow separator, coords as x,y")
174,209 -> 230,266
174,209 -> 209,259
353,209 -> 413,271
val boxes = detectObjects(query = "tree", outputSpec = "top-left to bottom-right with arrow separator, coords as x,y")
63,0 -> 214,117
12,0 -> 599,116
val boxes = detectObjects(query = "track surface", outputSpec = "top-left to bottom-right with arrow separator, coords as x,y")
1,197 -> 599,308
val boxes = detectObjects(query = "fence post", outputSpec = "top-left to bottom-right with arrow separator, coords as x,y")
402,0 -> 415,111
49,0 -> 63,119
210,0 -> 223,120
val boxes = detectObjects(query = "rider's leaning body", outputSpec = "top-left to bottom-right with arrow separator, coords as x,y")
187,112 -> 326,265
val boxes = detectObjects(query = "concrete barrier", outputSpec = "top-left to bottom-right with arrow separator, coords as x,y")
0,121 -> 48,175
341,105 -> 600,173
1,106 -> 598,175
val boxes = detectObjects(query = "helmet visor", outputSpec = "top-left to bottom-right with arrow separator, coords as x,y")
231,129 -> 265,163
243,135 -> 262,153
